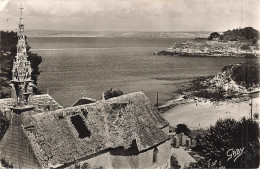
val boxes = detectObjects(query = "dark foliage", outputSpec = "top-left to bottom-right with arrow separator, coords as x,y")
191,134 -> 204,154
208,27 -> 259,43
176,88 -> 183,95
27,51 -> 42,88
222,27 -> 259,43
219,34 -> 224,41
104,88 -> 123,100
194,89 -> 224,100
0,31 -> 42,98
229,60 -> 260,88
190,77 -> 209,90
193,118 -> 259,168
179,75 -> 225,100
240,44 -> 251,50
175,124 -> 191,137
208,32 -> 220,40
0,31 -> 17,52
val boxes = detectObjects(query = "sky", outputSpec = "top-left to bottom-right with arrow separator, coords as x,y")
0,0 -> 259,32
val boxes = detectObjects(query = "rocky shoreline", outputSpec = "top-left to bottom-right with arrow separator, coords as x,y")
159,61 -> 259,113
153,39 -> 259,58
154,50 -> 258,58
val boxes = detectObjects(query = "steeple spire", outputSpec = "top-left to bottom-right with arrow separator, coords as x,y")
10,3 -> 34,112
18,2 -> 25,39
19,3 -> 23,25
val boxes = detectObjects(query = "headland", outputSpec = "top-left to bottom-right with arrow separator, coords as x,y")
154,27 -> 260,58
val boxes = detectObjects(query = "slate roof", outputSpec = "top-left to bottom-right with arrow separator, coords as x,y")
0,94 -> 62,111
22,91 -> 170,168
71,97 -> 97,107
30,94 -> 63,110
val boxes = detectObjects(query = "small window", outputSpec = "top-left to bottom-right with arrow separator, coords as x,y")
70,115 -> 91,139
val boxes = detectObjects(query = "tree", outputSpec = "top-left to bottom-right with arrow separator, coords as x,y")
222,27 -> 259,42
219,34 -> 224,41
0,31 -> 42,98
104,88 -> 123,100
194,118 -> 259,168
208,32 -> 220,40
175,124 -> 191,137
230,61 -> 259,88
243,27 -> 259,41
192,134 -> 204,153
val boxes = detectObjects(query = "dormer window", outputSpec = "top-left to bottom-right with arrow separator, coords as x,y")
70,115 -> 91,139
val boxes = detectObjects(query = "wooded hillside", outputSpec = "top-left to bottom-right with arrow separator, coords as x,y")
208,27 -> 259,44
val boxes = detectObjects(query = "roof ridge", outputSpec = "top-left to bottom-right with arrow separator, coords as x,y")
105,91 -> 145,101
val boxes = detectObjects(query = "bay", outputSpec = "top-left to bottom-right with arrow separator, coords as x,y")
27,37 -> 249,107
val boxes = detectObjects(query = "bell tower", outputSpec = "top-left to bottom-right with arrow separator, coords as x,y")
10,3 -> 34,114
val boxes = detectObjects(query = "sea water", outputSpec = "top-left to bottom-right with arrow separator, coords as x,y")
27,36 -> 249,107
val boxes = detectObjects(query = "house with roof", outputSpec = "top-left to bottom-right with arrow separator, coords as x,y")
0,5 -> 171,169
72,96 -> 97,107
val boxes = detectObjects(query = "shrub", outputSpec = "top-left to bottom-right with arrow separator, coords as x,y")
175,124 -> 191,137
104,88 -> 123,100
231,61 -> 259,88
194,118 -> 259,168
208,32 -> 220,40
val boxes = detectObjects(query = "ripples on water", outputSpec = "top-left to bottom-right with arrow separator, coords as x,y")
27,37 -> 250,107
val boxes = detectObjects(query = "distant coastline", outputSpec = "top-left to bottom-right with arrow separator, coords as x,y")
1,29 -> 210,38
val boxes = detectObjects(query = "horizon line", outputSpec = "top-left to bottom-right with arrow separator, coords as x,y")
1,29 -> 216,32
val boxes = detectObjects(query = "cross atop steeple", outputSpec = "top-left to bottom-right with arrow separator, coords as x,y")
18,3 -> 25,37
19,3 -> 24,25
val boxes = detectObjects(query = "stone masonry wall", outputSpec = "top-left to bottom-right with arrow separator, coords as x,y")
63,139 -> 171,169
138,139 -> 171,169
108,139 -> 171,169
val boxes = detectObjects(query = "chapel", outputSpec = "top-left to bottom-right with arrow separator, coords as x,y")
0,5 -> 171,169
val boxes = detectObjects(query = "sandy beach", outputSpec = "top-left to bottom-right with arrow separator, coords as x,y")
163,97 -> 259,129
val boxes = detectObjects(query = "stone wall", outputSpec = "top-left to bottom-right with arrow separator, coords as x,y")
138,139 -> 171,169
64,140 -> 171,169
77,151 -> 112,169
173,133 -> 191,148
